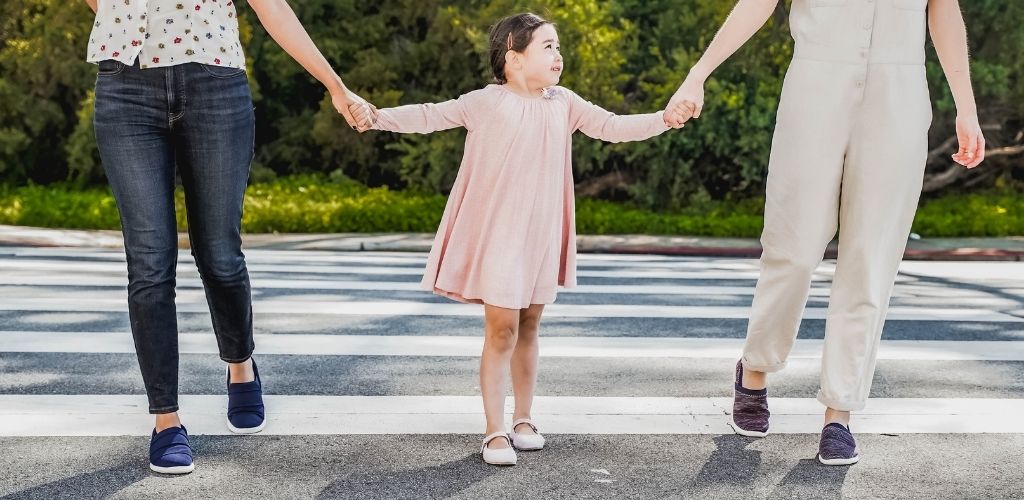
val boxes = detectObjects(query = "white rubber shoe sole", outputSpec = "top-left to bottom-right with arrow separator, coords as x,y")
819,448 -> 860,469
149,462 -> 195,474
226,417 -> 266,435
728,419 -> 768,438
818,452 -> 861,466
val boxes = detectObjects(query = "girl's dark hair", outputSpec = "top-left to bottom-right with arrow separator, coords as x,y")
487,13 -> 553,84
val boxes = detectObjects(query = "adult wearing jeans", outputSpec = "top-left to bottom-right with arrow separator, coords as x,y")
84,0 -> 374,474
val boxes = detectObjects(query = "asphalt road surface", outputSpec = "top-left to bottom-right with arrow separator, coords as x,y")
1,247 -> 1022,499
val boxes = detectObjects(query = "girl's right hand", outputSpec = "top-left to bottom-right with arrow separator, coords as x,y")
666,74 -> 706,127
663,102 -> 690,129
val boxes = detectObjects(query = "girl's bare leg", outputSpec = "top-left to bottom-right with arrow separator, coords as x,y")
511,304 -> 544,434
481,304 -> 520,448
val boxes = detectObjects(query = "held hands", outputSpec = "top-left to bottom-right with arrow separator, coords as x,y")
348,101 -> 378,133
664,74 -> 706,129
951,114 -> 985,168
663,100 -> 691,129
330,85 -> 377,133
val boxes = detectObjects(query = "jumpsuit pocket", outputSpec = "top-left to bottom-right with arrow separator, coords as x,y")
893,0 -> 928,10
809,0 -> 848,6
97,59 -> 126,76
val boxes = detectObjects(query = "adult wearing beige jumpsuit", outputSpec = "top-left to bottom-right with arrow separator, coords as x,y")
666,0 -> 985,464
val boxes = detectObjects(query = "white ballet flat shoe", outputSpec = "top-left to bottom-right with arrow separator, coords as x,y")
480,432 -> 517,466
509,418 -> 545,451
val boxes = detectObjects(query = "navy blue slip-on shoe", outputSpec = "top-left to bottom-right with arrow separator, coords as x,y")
818,422 -> 860,466
226,359 -> 266,434
149,426 -> 195,474
729,360 -> 770,437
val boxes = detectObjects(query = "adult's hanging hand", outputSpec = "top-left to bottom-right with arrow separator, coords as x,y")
951,114 -> 985,169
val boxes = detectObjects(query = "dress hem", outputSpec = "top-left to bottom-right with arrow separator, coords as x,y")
422,283 -> 570,310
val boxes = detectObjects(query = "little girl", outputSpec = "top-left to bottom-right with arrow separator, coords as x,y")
353,12 -> 683,466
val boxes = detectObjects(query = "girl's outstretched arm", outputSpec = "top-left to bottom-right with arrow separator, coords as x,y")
367,92 -> 480,134
248,0 -> 371,129
929,0 -> 985,168
568,90 -> 671,143
667,0 -> 780,126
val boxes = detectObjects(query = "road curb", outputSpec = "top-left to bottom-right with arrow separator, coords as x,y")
1,225 -> 1021,261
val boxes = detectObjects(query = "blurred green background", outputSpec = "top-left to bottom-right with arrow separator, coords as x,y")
1,0 -> 1021,235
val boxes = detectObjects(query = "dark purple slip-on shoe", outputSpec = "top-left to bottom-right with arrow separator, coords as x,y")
729,359 -> 770,437
818,422 -> 860,466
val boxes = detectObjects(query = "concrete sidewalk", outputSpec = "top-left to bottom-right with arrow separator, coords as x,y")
1,224 -> 1022,261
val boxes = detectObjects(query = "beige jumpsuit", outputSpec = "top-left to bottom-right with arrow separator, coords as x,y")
742,0 -> 933,411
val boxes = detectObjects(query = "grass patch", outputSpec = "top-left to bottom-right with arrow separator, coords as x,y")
0,176 -> 1020,237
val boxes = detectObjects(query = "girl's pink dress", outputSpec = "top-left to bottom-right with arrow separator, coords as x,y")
372,84 -> 669,309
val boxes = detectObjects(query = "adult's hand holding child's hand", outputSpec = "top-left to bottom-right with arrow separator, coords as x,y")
330,86 -> 376,132
663,100 -> 693,129
347,101 -> 378,133
665,73 -> 705,128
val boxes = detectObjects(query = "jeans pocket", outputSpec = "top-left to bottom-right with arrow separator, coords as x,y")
199,63 -> 246,79
893,0 -> 928,10
97,59 -> 126,76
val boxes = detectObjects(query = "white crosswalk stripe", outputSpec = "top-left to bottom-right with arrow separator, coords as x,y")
0,246 -> 1021,438
2,395 -> 1021,436
0,298 -> 1018,322
3,331 -> 1024,361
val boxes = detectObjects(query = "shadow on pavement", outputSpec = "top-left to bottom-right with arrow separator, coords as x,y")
693,434 -> 763,488
314,454 -> 499,499
3,462 -> 148,499
768,458 -> 851,499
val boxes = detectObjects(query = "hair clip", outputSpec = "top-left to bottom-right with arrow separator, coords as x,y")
507,32 -> 513,51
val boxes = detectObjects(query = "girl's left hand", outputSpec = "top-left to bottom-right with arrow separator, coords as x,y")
347,101 -> 378,133
330,86 -> 374,131
952,114 -> 985,168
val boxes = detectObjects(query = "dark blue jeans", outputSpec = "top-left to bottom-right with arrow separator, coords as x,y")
94,59 -> 256,414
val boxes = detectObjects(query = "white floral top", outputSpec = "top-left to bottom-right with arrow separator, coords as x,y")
87,0 -> 245,70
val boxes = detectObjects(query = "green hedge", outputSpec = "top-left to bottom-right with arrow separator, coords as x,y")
2,1 -> 1022,209
913,192 -> 1024,237
1,176 -> 1020,237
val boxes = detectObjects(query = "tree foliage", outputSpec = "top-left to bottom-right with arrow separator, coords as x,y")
1,0 -> 1020,209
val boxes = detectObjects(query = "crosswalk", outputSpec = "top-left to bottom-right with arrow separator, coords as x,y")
0,246 -> 1022,440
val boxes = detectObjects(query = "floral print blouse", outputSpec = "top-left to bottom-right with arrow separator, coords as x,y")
87,0 -> 245,70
